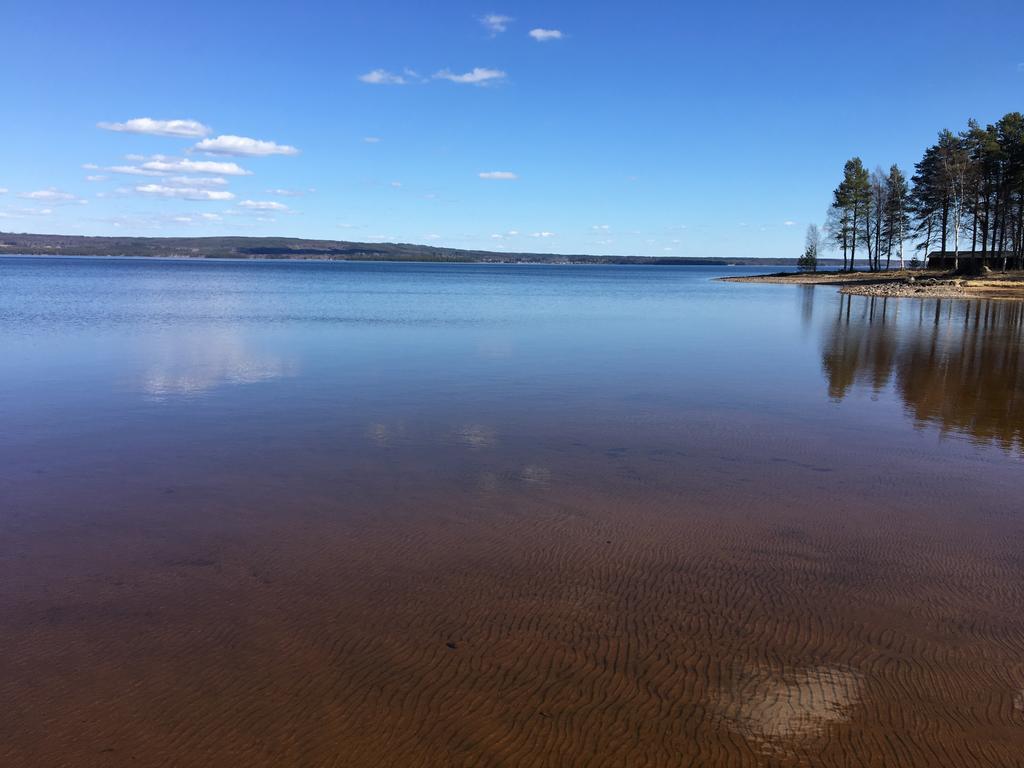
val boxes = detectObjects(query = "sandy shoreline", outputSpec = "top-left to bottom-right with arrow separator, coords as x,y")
721,269 -> 1024,299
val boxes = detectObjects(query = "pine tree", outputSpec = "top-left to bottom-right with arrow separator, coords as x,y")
882,165 -> 910,270
832,158 -> 870,271
995,113 -> 1024,269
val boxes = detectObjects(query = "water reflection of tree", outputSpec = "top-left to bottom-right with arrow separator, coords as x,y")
821,294 -> 1024,451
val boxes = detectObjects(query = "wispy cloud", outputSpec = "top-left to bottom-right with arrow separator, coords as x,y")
531,231 -> 555,238
98,117 -> 211,138
266,188 -> 305,197
480,14 -> 512,35
105,156 -> 251,176
784,220 -> 796,227
0,207 -> 54,218
195,135 -> 299,157
359,69 -> 407,85
166,176 -> 228,187
434,67 -> 506,85
238,200 -> 288,211
85,175 -> 107,182
106,165 -> 165,176
0,187 -> 8,194
478,171 -> 518,180
135,184 -> 235,201
529,28 -> 564,41
363,136 -> 381,143
18,188 -> 84,204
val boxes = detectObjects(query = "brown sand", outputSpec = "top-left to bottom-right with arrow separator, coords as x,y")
722,269 -> 1024,300
2,417 -> 1023,768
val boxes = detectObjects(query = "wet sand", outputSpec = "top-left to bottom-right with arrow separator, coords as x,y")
723,269 -> 1024,300
2,413 -> 1023,767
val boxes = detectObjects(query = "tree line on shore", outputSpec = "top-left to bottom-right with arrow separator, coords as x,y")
805,112 -> 1024,272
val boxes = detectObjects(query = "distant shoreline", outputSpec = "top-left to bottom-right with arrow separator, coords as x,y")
0,252 -> 802,268
0,232 -> 833,267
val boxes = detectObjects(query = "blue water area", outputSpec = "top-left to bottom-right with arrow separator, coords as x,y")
0,256 -> 1020,510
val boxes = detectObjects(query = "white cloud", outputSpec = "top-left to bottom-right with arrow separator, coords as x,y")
176,214 -> 225,225
266,188 -> 305,197
390,181 -> 402,188
166,176 -> 228,187
531,231 -> 555,238
85,175 -> 107,182
478,171 -> 518,180
424,233 -> 441,240
97,117 -> 211,138
81,163 -> 99,170
135,184 -> 235,201
507,229 -> 519,236
195,134 -> 299,157
107,156 -> 251,176
592,224 -> 610,230
18,188 -> 78,203
106,165 -> 164,176
0,207 -> 53,218
480,14 -> 512,34
784,220 -> 796,227
359,69 -> 407,85
238,200 -> 288,211
363,136 -> 381,143
529,28 -> 564,41
434,67 -> 506,85
0,187 -> 7,194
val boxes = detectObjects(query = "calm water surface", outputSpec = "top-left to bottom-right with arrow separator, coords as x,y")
2,256 -> 1020,475
1,256 -> 1022,767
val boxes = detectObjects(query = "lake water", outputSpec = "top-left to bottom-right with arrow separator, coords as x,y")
1,256 -> 1022,767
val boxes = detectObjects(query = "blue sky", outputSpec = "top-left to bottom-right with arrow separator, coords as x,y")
2,0 -> 1022,258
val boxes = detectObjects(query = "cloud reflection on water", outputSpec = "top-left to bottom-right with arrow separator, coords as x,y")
136,330 -> 297,399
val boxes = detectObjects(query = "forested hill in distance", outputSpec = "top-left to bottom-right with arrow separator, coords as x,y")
0,232 -> 825,266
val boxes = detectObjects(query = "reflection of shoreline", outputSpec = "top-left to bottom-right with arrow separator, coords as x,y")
821,295 -> 1024,452
137,330 -> 297,398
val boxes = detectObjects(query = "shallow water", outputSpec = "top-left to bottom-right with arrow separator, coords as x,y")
1,256 -> 1022,766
